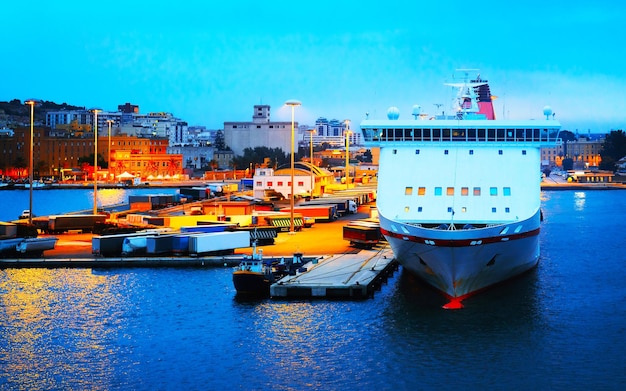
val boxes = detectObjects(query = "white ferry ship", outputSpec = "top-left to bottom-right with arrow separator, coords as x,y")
361,71 -> 561,308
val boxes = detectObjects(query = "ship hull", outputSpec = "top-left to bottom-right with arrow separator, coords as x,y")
379,210 -> 541,299
233,271 -> 271,296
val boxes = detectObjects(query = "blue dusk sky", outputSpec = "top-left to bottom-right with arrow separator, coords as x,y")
1,0 -> 623,133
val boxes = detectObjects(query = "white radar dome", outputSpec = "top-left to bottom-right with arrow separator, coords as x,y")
411,105 -> 421,116
387,106 -> 400,120
543,105 -> 553,119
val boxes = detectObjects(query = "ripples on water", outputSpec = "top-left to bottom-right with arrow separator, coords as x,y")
1,191 -> 625,390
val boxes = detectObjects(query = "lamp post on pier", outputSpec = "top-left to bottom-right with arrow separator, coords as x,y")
91,109 -> 101,215
106,119 -> 114,181
285,99 -> 301,234
344,119 -> 351,188
307,129 -> 315,197
24,99 -> 37,225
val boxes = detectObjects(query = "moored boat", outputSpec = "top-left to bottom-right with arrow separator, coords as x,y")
233,243 -> 274,296
360,70 -> 561,308
233,241 -> 305,296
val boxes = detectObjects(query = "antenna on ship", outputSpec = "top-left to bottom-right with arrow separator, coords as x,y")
434,103 -> 443,117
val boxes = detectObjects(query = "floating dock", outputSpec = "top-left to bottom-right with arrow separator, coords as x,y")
270,246 -> 397,299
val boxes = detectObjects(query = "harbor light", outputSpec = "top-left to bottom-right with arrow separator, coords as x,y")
91,108 -> 102,215
285,99 -> 301,234
24,99 -> 38,224
307,128 -> 316,197
106,119 -> 114,181
344,119 -> 351,187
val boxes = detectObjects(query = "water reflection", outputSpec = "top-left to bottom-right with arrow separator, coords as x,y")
574,191 -> 586,211
0,269 -> 131,390
94,188 -> 130,208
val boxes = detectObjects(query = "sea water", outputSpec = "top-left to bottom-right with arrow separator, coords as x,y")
1,190 -> 625,390
0,187 -> 179,222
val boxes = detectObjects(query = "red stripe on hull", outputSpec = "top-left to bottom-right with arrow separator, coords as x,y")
380,227 -> 540,247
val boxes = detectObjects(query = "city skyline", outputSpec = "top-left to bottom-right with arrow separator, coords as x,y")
2,1 -> 624,133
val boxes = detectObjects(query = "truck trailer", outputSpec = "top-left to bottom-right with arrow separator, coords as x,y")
342,220 -> 382,248
47,214 -> 107,234
188,231 -> 250,256
279,205 -> 337,222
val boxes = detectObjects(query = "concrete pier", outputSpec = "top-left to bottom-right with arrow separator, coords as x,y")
270,246 -> 397,299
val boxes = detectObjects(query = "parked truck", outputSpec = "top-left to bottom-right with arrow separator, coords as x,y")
46,214 -> 107,234
279,205 -> 336,222
343,220 -> 383,248
301,198 -> 357,216
188,231 -> 250,256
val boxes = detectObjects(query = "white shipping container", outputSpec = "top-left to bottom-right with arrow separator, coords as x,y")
188,231 -> 250,256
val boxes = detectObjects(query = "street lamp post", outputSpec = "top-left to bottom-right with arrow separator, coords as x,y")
285,99 -> 301,234
25,99 -> 36,225
307,129 -> 315,197
106,119 -> 114,181
344,119 -> 351,188
92,109 -> 101,215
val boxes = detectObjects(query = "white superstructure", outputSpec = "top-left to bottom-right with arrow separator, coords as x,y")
361,72 -> 561,308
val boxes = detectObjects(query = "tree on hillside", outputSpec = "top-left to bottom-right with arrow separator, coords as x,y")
35,160 -> 48,178
12,156 -> 27,177
356,149 -> 373,163
231,146 -> 288,170
78,153 -> 107,168
562,157 -> 574,171
599,129 -> 626,171
558,130 -> 577,158
214,130 -> 228,151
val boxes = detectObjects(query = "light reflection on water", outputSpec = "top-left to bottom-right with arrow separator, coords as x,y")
94,188 -> 130,208
0,269 -> 131,390
1,191 -> 625,390
574,191 -> 586,211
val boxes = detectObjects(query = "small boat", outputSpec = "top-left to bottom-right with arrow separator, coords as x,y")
233,241 -> 305,296
24,180 -> 49,189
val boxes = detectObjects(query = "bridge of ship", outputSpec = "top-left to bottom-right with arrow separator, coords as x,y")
361,123 -> 561,145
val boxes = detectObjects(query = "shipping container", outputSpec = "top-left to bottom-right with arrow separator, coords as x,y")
188,231 -> 250,256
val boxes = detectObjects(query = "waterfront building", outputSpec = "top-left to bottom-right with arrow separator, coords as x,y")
0,126 -> 182,180
214,150 -> 235,170
97,135 -> 182,180
168,144 -> 215,171
224,105 -> 296,157
252,164 -> 334,199
541,133 -> 604,169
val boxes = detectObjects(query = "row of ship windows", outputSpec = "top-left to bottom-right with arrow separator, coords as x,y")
406,206 -> 511,213
405,186 -> 512,196
394,149 -> 527,155
367,127 -> 558,142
